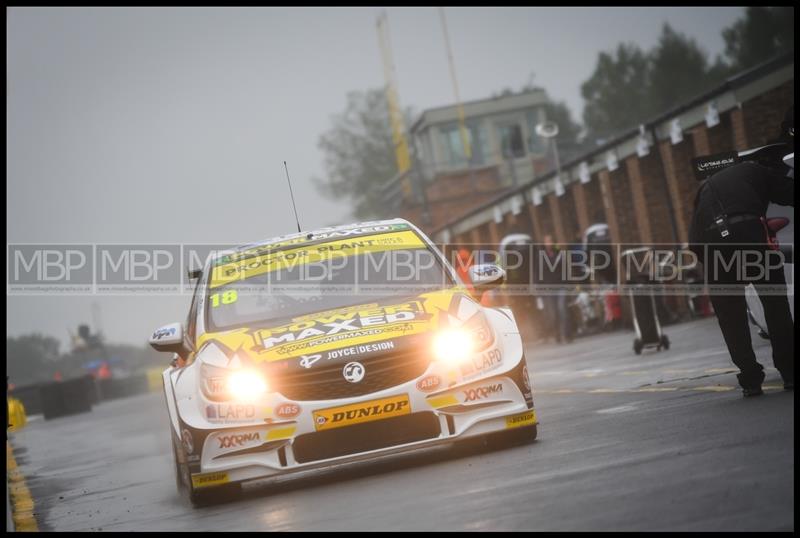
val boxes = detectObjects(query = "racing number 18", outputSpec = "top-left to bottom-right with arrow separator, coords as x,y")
210,290 -> 238,308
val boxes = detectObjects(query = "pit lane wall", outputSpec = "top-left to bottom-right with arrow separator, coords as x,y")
7,368 -> 165,422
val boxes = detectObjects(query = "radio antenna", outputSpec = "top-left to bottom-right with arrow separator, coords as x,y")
283,161 -> 302,233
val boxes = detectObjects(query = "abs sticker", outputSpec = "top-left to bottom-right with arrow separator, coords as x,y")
416,375 -> 442,392
505,410 -> 537,429
191,471 -> 229,489
275,402 -> 301,419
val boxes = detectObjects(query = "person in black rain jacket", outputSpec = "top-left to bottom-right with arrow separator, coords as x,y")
688,109 -> 794,397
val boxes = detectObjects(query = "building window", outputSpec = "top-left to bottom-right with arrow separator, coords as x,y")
497,123 -> 526,159
469,122 -> 486,165
441,122 -> 485,167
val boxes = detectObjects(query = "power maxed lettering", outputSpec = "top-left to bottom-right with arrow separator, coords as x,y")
254,303 -> 423,352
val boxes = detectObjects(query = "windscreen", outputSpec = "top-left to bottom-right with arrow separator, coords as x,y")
206,231 -> 453,331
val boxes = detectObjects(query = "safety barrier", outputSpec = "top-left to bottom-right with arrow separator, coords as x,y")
40,376 -> 94,420
6,384 -> 43,416
8,372 -> 157,421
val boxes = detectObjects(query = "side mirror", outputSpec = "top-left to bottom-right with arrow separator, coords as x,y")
149,322 -> 186,355
468,264 -> 506,292
187,267 -> 202,280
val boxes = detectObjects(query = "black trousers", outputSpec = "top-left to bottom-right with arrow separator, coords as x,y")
701,222 -> 794,387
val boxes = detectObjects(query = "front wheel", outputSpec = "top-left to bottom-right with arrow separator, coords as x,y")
633,338 -> 643,355
171,437 -> 185,492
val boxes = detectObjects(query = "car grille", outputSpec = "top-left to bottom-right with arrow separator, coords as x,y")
273,350 -> 431,401
292,411 -> 441,464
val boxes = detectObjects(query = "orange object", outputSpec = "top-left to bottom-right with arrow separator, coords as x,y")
455,248 -> 475,294
604,289 -> 622,322
97,361 -> 112,380
480,290 -> 494,306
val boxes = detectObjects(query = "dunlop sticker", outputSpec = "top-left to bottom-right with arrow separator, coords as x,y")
505,410 -> 537,429
191,471 -> 230,489
313,394 -> 411,432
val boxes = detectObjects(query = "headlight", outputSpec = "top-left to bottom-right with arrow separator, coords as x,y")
198,345 -> 269,401
227,369 -> 268,401
433,328 -> 474,364
432,311 -> 493,364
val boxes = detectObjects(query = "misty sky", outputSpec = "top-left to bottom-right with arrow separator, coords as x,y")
7,7 -> 745,348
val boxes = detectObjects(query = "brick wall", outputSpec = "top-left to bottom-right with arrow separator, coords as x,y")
658,138 -> 695,244
535,199 -> 556,241
419,79 -> 793,256
742,80 -> 794,147
559,187 -> 581,243
411,74 -> 791,334
637,152 -> 677,245
606,167 -> 638,245
583,175 -> 607,226
570,181 -> 591,237
400,165 -> 510,232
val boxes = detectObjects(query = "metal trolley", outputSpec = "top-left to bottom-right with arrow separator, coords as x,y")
621,247 -> 670,355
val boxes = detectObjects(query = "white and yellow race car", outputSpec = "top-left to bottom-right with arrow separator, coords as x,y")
150,218 -> 537,505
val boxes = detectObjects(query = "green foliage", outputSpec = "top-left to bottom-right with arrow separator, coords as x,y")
582,11 -> 794,144
581,43 -> 651,143
648,24 -> 728,115
541,101 -> 582,146
722,7 -> 794,72
313,89 -> 414,220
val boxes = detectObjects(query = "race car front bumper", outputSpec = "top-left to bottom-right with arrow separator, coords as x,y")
178,353 -> 536,490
